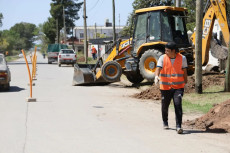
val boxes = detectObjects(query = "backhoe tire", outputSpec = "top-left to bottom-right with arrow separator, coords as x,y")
125,71 -> 144,84
139,49 -> 162,81
101,61 -> 122,82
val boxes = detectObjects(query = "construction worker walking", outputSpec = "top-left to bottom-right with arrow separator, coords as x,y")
154,42 -> 188,134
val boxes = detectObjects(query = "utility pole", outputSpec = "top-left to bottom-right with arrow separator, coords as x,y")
83,0 -> 88,63
119,14 -> 120,32
62,2 -> 67,44
56,19 -> 59,43
112,0 -> 116,42
94,23 -> 97,39
72,26 -> 75,50
225,40 -> 230,92
195,0 -> 203,94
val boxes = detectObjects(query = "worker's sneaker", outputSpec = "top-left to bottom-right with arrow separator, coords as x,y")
176,128 -> 183,134
163,122 -> 169,130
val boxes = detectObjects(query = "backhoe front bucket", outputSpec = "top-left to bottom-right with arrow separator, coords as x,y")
72,63 -> 107,85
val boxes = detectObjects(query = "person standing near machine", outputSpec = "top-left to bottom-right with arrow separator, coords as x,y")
91,46 -> 97,60
154,42 -> 188,134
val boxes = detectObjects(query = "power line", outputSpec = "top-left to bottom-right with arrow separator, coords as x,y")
88,0 -> 100,12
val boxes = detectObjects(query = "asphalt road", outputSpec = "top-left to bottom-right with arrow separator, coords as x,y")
0,52 -> 230,153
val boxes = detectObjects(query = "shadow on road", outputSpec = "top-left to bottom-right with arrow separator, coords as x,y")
166,128 -> 228,135
0,86 -> 25,92
8,62 -> 49,65
125,82 -> 153,89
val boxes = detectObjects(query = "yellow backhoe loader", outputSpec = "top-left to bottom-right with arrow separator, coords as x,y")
191,0 -> 229,69
73,0 -> 229,86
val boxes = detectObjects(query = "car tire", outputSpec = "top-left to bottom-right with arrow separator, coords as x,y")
48,59 -> 52,64
4,83 -> 10,91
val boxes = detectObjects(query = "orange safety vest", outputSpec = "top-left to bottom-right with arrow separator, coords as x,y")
159,53 -> 185,90
92,47 -> 97,54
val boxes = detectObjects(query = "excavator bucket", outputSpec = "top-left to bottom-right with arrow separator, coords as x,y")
72,59 -> 108,85
72,64 -> 95,85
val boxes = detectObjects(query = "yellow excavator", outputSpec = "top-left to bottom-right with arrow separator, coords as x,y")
73,0 -> 229,85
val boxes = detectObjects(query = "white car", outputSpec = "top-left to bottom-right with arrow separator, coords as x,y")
18,53 -> 23,58
58,49 -> 77,67
0,53 -> 11,91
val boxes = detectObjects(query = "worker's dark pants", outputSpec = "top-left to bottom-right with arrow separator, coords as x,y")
160,88 -> 184,128
92,53 -> 97,60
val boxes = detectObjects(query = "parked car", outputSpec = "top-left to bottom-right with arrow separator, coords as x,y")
0,53 -> 11,91
58,49 -> 77,67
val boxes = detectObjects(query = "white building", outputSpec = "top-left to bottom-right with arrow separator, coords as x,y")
72,19 -> 124,58
74,19 -> 124,41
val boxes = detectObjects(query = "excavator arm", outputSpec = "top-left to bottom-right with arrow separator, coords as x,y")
190,0 -> 229,66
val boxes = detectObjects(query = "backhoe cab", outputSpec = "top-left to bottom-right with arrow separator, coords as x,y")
72,6 -> 194,85
128,6 -> 193,82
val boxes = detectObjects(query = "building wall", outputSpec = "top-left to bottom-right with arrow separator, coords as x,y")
74,26 -> 124,40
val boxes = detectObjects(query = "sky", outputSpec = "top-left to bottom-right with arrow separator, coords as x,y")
0,0 -> 134,30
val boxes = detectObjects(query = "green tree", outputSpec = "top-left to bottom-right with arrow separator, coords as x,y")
182,0 -> 196,31
132,0 -> 172,10
0,13 -> 3,27
1,30 -> 20,55
10,22 -> 38,50
36,24 -> 49,54
0,31 -> 9,51
49,0 -> 83,39
43,17 -> 57,43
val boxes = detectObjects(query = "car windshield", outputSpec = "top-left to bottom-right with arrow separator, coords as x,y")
61,50 -> 74,54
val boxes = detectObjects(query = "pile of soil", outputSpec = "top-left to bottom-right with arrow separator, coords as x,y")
132,85 -> 161,100
132,73 -> 225,100
77,56 -> 85,62
184,99 -> 230,133
185,73 -> 225,93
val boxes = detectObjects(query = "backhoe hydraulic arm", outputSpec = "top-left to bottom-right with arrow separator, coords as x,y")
190,0 -> 229,66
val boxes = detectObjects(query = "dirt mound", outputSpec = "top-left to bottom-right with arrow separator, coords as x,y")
184,99 -> 230,133
132,73 -> 225,100
132,85 -> 161,100
185,73 -> 225,93
77,56 -> 85,62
